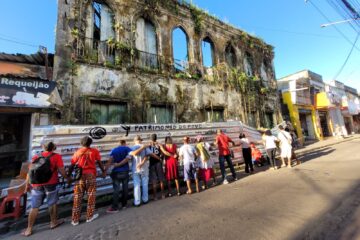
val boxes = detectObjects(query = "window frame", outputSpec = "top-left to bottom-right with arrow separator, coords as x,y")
145,103 -> 175,124
86,97 -> 129,125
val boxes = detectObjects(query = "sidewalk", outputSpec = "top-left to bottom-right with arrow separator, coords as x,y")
295,134 -> 360,157
1,134 -> 359,236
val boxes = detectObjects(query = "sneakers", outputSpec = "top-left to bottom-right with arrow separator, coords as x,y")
222,179 -> 229,185
106,207 -> 119,214
71,221 -> 79,226
86,213 -> 99,223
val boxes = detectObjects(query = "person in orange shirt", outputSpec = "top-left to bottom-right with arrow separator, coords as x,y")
68,136 -> 106,226
250,143 -> 264,167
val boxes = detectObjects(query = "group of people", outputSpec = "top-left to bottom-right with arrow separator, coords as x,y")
22,127 -> 299,237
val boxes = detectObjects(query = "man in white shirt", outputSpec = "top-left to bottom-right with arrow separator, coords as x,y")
179,136 -> 199,194
130,136 -> 152,206
277,125 -> 293,168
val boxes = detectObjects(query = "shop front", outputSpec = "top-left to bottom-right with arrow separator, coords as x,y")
317,110 -> 331,137
0,77 -> 60,188
316,92 -> 347,137
282,91 -> 322,145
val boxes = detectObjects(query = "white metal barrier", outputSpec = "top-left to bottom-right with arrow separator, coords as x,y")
30,121 -> 266,205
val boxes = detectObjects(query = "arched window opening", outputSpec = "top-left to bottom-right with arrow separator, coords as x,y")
202,37 -> 215,68
136,18 -> 158,69
172,27 -> 189,72
225,44 -> 237,68
85,1 -> 115,64
260,61 -> 269,85
92,1 -> 114,49
243,52 -> 254,77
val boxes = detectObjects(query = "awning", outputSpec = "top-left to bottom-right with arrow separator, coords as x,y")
0,77 -> 63,108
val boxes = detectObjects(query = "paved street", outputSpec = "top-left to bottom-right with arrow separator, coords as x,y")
6,138 -> 360,240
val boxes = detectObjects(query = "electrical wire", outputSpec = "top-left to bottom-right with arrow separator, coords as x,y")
333,32 -> 360,79
307,0 -> 360,52
0,36 -> 39,48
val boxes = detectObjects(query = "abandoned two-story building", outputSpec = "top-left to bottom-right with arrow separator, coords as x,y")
53,0 -> 282,127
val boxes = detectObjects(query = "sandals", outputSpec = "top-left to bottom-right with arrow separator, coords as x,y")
50,219 -> 65,230
21,230 -> 32,237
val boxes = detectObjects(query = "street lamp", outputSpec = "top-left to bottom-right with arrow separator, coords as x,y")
321,18 -> 360,28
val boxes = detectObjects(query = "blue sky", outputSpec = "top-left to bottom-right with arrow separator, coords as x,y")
0,0 -> 359,91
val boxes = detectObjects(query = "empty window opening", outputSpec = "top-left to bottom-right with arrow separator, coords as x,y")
172,27 -> 189,72
225,44 -> 237,68
136,18 -> 158,69
260,62 -> 269,84
93,1 -> 102,48
244,52 -> 254,77
202,37 -> 215,68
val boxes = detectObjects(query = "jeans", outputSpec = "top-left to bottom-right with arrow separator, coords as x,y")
111,171 -> 129,210
242,148 -> 254,173
266,148 -> 277,168
132,170 -> 149,206
219,154 -> 237,180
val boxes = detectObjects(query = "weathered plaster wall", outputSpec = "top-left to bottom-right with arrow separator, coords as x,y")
58,64 -> 244,124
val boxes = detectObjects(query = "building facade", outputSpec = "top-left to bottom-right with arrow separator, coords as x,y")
280,70 -> 360,142
53,0 -> 281,128
278,70 -> 325,144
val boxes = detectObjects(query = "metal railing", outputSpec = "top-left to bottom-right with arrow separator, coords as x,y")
137,50 -> 159,70
173,58 -> 189,72
74,39 -> 160,70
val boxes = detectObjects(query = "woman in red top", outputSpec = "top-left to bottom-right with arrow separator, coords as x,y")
68,136 -> 106,226
160,136 -> 180,197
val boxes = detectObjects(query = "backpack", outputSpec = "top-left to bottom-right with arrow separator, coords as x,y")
29,153 -> 55,184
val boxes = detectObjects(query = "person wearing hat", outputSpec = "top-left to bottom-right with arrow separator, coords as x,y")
179,136 -> 199,194
130,135 -> 152,206
148,134 -> 166,200
22,141 -> 67,237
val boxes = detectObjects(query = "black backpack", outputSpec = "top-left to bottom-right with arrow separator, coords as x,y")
29,153 -> 55,184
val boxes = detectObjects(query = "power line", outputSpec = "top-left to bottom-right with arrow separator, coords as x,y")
239,24 -> 342,39
333,32 -> 360,79
306,0 -> 360,52
0,36 -> 39,49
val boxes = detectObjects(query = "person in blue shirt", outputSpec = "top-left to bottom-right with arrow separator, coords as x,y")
104,140 -> 134,213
